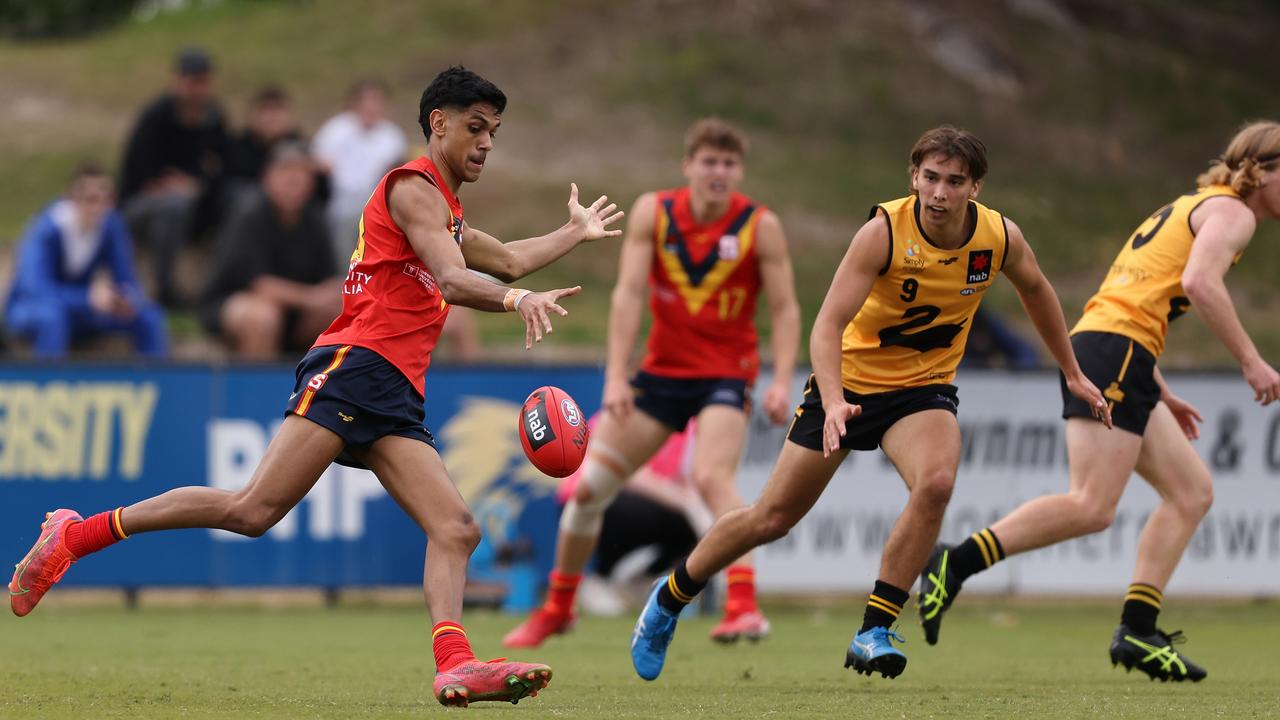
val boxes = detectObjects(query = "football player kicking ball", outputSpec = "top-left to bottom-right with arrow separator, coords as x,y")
504,118 -> 801,649
919,121 -> 1280,683
8,66 -> 624,708
629,126 -> 1110,682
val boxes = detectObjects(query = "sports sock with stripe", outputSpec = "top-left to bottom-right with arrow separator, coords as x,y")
543,570 -> 581,616
860,580 -> 909,633
656,559 -> 706,614
1121,583 -> 1162,636
63,508 -> 128,559
724,565 -> 758,616
950,527 -> 1006,582
432,622 -> 477,672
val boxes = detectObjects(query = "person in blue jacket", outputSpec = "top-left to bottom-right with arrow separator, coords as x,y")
6,163 -> 168,358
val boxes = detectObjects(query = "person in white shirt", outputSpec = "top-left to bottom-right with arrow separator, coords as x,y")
312,79 -> 407,273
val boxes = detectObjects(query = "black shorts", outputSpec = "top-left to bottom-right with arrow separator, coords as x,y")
630,370 -> 751,431
787,374 -> 959,452
285,344 -> 436,468
1061,331 -> 1159,436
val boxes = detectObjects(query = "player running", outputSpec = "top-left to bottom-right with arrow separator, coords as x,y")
628,125 -> 1110,682
8,66 -> 624,708
918,120 -> 1280,683
504,118 -> 801,649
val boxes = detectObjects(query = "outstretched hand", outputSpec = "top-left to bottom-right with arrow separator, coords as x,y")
518,285 -> 582,350
567,183 -> 625,241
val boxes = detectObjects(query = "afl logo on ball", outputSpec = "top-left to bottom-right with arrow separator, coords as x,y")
561,399 -> 581,427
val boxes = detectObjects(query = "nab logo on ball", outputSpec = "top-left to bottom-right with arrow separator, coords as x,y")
522,391 -> 557,452
518,386 -> 589,478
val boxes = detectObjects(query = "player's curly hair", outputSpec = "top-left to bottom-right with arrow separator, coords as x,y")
418,66 -> 507,141
908,126 -> 988,190
1197,121 -> 1280,198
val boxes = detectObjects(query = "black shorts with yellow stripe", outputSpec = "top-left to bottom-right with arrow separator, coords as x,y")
1060,331 -> 1159,436
285,344 -> 436,468
786,374 -> 959,452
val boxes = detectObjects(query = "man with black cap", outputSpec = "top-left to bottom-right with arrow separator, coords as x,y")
119,46 -> 230,307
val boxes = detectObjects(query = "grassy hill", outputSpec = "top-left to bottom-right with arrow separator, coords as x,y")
1,0 -> 1277,367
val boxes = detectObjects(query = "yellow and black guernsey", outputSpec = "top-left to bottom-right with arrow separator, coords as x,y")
1072,185 -> 1242,357
841,196 -> 1008,394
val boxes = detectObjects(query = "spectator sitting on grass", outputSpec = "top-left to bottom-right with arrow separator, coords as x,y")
5,163 -> 168,359
200,141 -> 340,360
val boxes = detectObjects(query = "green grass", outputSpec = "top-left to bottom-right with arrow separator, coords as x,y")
3,601 -> 1277,718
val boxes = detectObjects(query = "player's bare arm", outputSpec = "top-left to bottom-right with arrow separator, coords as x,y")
390,173 -> 579,349
1000,217 -> 1111,427
602,192 -> 658,418
1153,366 -> 1203,439
809,215 -> 889,456
754,209 -> 802,424
1183,196 -> 1279,404
460,183 -> 623,282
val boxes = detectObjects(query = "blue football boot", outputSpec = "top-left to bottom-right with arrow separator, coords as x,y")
630,582 -> 680,681
844,626 -> 908,679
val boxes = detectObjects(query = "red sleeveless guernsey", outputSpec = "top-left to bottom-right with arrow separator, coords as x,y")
640,187 -> 764,382
313,156 -> 461,396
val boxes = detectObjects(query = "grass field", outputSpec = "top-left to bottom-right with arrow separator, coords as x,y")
2,600 -> 1276,718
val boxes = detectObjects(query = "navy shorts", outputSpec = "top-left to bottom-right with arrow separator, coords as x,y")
787,374 -> 959,452
1061,331 -> 1159,436
630,370 -> 751,431
285,344 -> 435,469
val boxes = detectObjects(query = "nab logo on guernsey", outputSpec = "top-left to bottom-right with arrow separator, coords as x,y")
967,249 -> 993,284
718,234 -> 740,260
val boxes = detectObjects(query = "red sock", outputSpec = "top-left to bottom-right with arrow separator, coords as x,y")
64,508 -> 127,559
543,570 -> 581,615
432,622 -> 476,672
725,565 -> 758,616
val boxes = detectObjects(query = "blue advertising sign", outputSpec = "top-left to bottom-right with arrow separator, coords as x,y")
0,364 -> 604,590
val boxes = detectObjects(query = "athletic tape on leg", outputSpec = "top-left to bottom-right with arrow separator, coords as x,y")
559,443 -> 633,536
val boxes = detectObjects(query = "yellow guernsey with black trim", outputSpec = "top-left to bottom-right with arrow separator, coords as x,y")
1072,185 -> 1241,357
841,196 -> 1008,394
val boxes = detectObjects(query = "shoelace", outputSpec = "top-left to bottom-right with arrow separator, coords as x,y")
1159,629 -> 1187,646
875,627 -> 907,645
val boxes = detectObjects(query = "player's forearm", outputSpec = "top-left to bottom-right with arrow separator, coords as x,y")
808,313 -> 846,406
436,267 -> 512,313
501,223 -> 584,280
768,300 -> 802,381
604,286 -> 645,381
1153,366 -> 1174,400
1184,279 -> 1262,367
1016,281 -> 1082,376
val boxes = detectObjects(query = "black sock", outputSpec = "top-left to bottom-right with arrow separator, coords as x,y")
656,559 -> 706,614
950,528 -> 1006,582
1121,583 -> 1161,636
860,580 -> 910,633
